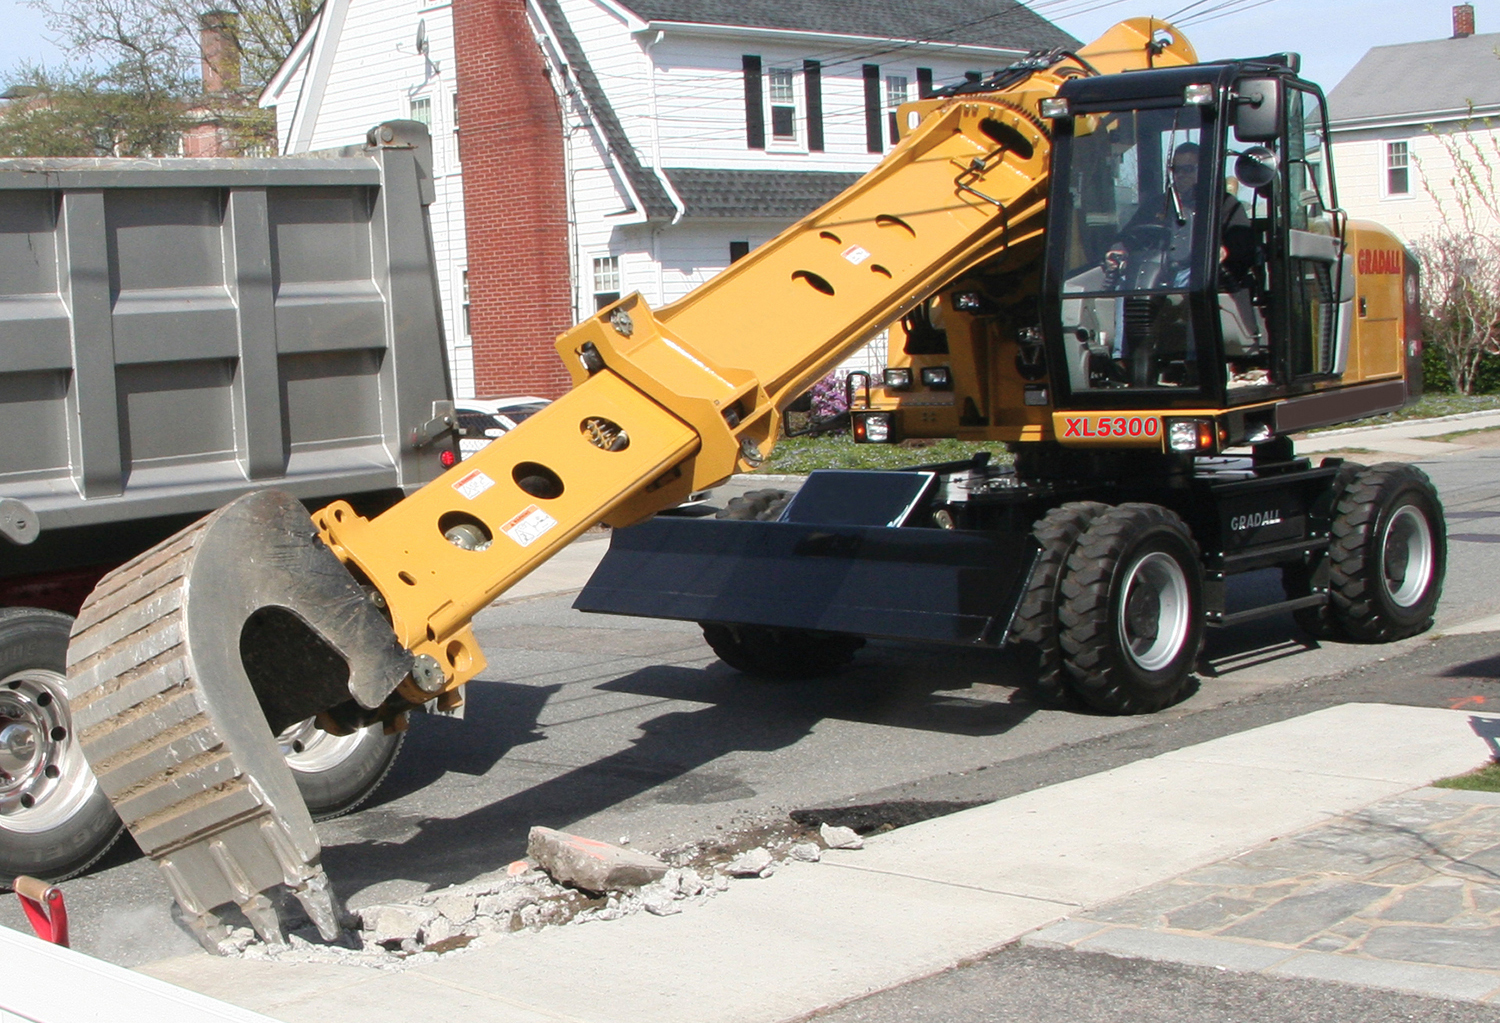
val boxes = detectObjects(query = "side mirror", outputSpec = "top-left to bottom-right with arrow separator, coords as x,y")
1233,78 -> 1282,143
1235,146 -> 1278,193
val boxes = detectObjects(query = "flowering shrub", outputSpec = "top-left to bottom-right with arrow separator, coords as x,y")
808,372 -> 849,422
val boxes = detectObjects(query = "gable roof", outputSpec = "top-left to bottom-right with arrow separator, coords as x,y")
665,168 -> 863,217
618,1 -> 1078,51
1328,31 -> 1500,127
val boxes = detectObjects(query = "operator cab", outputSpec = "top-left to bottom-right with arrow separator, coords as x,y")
1042,59 -> 1344,413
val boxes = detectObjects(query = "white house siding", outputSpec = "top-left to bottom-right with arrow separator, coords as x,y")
551,2 -> 1023,381
264,0 -> 1054,397
265,1 -> 475,397
1333,121 -> 1500,247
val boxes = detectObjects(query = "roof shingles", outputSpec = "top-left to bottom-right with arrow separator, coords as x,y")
620,1 -> 1078,51
664,168 -> 864,218
1328,31 -> 1500,125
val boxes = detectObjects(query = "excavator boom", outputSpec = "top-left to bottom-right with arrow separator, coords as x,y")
63,20 -> 1198,947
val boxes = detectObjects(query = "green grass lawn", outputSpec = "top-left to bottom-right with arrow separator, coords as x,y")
1433,761 -> 1500,792
754,434 -> 1011,474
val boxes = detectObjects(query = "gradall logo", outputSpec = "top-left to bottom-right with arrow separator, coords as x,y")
1357,249 -> 1402,275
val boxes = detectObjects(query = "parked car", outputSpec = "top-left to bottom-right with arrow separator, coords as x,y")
456,396 -> 550,459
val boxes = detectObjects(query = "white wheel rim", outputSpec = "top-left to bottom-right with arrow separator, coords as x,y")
1117,551 -> 1192,672
1381,504 -> 1434,608
0,669 -> 100,834
277,718 -> 371,774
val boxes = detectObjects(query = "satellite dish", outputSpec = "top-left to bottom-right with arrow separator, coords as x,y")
415,19 -> 428,55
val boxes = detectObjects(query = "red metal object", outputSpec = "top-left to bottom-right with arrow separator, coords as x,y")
13,875 -> 68,947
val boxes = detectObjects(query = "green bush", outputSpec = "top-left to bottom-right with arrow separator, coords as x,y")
1421,343 -> 1500,394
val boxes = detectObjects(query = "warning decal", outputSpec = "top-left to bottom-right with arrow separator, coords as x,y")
453,469 -> 496,501
841,244 -> 872,265
500,504 -> 558,548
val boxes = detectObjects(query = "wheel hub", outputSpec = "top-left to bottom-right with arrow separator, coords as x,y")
1381,505 -> 1434,608
1116,551 -> 1191,673
0,721 -> 38,778
0,671 -> 94,832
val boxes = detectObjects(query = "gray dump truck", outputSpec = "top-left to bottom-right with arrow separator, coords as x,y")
0,122 -> 457,881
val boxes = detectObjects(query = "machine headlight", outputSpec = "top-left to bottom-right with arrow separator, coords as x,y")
854,413 -> 893,444
920,366 -> 953,390
1183,83 -> 1216,106
1040,97 -> 1070,118
1166,418 -> 1218,453
883,367 -> 913,390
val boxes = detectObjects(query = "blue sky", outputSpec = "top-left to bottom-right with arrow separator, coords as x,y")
0,0 -> 1483,92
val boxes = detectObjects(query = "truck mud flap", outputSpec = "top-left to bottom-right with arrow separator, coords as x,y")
575,518 -> 1038,647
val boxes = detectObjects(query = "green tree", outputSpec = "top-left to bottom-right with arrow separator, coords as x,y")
0,0 -> 317,156
1416,119 -> 1500,395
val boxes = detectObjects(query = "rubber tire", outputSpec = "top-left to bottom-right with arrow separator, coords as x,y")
715,489 -> 792,522
700,623 -> 863,680
1325,462 -> 1446,643
1284,460 -> 1366,640
289,725 -> 406,821
0,608 -> 125,883
1058,504 -> 1205,715
1009,502 -> 1110,703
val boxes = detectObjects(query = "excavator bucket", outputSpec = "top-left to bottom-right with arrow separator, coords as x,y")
63,489 -> 411,950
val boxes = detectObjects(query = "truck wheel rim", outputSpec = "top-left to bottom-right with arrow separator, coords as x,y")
277,717 -> 369,774
1117,551 -> 1191,672
0,669 -> 99,834
1382,505 -> 1434,608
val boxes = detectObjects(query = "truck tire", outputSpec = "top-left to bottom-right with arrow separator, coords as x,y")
1058,504 -> 1205,715
0,608 -> 124,883
277,717 -> 405,821
700,623 -> 863,680
715,489 -> 792,522
1325,463 -> 1445,642
1009,502 -> 1110,703
1283,460 -> 1366,639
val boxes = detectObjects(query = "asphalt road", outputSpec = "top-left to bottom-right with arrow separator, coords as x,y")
6,446 -> 1500,1000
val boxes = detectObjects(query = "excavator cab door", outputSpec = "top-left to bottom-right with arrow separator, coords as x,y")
1043,66 -> 1348,412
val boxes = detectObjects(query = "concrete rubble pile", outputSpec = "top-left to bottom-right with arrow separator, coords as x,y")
207,822 -> 861,967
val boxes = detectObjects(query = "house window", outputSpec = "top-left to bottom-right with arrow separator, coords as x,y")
743,55 -> 765,150
410,95 -> 432,128
729,241 -> 750,263
593,256 -> 621,310
1387,141 -> 1409,195
886,75 -> 908,144
769,68 -> 796,140
461,270 -> 470,337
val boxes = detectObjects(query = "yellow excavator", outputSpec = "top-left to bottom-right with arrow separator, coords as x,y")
59,19 -> 1441,949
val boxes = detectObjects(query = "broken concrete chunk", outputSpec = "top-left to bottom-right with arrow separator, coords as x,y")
528,826 -> 668,892
820,823 -> 863,849
789,842 -> 822,862
662,867 -> 705,897
433,894 -> 477,925
423,914 -> 454,946
362,906 -> 427,945
640,886 -> 682,917
725,847 -> 774,877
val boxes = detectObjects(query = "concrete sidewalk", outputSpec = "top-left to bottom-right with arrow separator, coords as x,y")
136,703 -> 1500,1022
1295,409 -> 1500,457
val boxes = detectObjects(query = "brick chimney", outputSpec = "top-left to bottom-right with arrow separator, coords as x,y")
199,10 -> 240,94
452,0 -> 574,398
1454,4 -> 1476,38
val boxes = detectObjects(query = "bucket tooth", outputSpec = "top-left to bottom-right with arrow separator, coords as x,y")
65,489 -> 414,950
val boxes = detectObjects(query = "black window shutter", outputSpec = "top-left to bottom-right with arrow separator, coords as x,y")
804,59 -> 824,152
965,71 -> 982,84
917,68 -> 933,99
863,64 -> 882,153
729,241 -> 750,263
743,55 -> 765,150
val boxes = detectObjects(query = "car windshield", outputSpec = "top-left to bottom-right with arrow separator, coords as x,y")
1055,104 -> 1209,392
